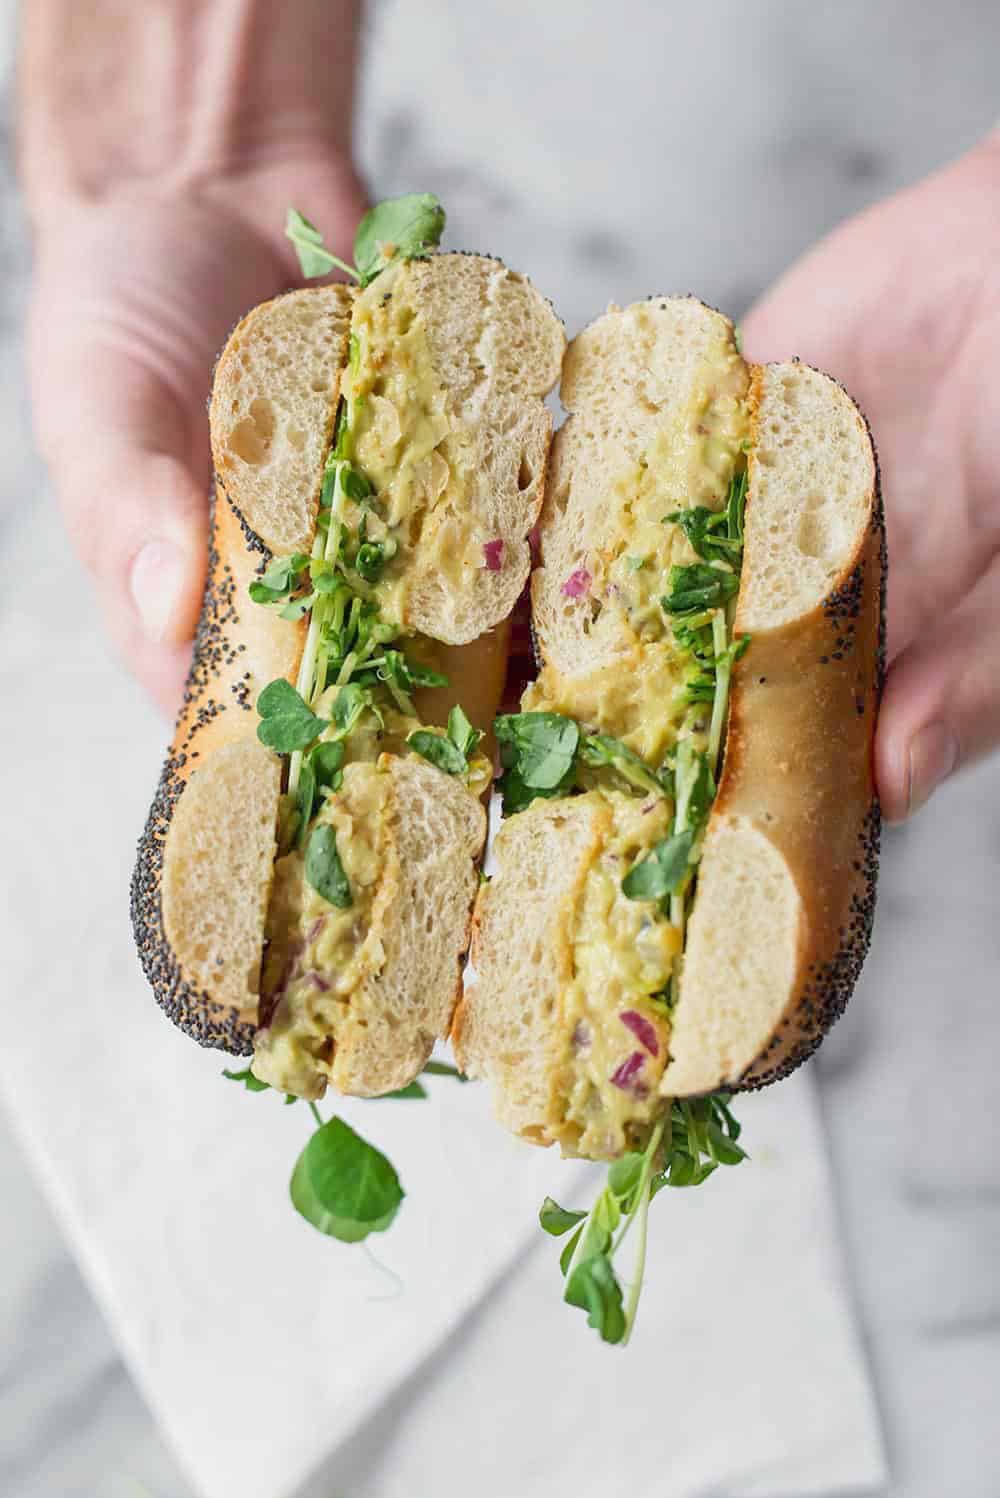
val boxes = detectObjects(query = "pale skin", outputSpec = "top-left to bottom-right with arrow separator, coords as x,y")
19,3 -> 1000,819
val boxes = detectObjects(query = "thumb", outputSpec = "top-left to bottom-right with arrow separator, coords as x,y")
876,557 -> 1000,820
29,327 -> 208,710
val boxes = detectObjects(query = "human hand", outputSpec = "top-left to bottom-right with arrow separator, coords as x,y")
27,169 -> 365,713
742,131 -> 1000,820
21,0 -> 364,714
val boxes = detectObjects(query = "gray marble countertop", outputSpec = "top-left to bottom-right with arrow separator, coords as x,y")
2,2 -> 999,1494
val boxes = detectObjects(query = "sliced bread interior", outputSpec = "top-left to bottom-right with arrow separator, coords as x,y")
254,754 -> 487,1098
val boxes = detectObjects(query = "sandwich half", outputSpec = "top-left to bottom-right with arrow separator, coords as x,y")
454,296 -> 883,1159
132,242 -> 565,1099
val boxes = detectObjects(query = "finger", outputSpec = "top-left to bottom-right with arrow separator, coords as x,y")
29,322 -> 209,711
876,554 -> 1000,820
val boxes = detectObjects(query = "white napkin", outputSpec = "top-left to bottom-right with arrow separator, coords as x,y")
0,500 -> 886,1498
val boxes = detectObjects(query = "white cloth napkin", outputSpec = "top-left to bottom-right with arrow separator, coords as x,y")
0,503 -> 886,1498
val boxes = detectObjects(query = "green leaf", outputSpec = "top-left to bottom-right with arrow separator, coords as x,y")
607,1151 -> 645,1202
447,704 -> 482,759
539,1197 -> 587,1237
311,565 -> 345,598
304,824 -> 352,908
625,554 -> 646,572
421,1060 -> 468,1082
705,1120 -> 748,1165
285,207 -> 342,278
256,679 -> 328,753
621,829 -> 695,901
564,1255 -> 626,1344
278,590 -> 317,622
355,541 -> 387,583
559,1223 -> 585,1277
675,740 -> 716,831
665,506 -> 740,564
222,1067 -> 270,1093
725,467 -> 748,545
248,552 -> 310,604
353,193 -> 446,287
310,740 -> 345,796
494,712 -> 580,790
579,733 -> 666,798
295,758 -> 317,848
661,562 -> 739,616
380,1080 -> 428,1100
403,658 -> 449,690
408,729 -> 467,776
341,465 -> 375,504
289,1117 -> 403,1241
331,682 -> 370,739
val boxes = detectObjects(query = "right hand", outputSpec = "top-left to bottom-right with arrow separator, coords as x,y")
28,159 -> 366,713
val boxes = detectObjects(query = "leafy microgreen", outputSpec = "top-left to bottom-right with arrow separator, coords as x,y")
447,704 -> 482,760
421,1060 -> 468,1082
311,740 -> 345,795
290,1117 -> 404,1242
279,591 -> 318,622
675,739 -> 716,831
355,541 -> 388,583
545,1094 -> 748,1345
353,193 -> 446,287
304,824 -> 352,908
410,703 -> 483,777
565,1254 -> 627,1343
625,554 -> 646,573
665,506 -> 740,564
294,758 -> 317,848
539,1198 -> 587,1236
256,679 -> 328,753
579,733 -> 667,798
331,682 -> 370,739
664,469 -> 748,564
249,553 -> 311,605
621,829 -> 695,902
222,1067 -> 270,1093
495,711 -> 580,812
408,729 -> 467,776
284,207 -> 358,281
341,465 -> 375,504
661,562 -> 739,616
381,1080 -> 428,1100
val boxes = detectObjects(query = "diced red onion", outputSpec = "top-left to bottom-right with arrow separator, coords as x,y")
561,567 -> 591,598
571,1021 -> 592,1052
304,971 -> 331,992
483,538 -> 504,572
306,917 -> 326,944
620,1010 -> 659,1057
610,1051 -> 648,1096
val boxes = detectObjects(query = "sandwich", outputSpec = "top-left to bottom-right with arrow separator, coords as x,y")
452,296 -> 883,1337
131,195 -> 565,1101
131,200 -> 883,1339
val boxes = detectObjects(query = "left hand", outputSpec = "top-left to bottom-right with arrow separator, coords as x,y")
742,130 -> 1000,820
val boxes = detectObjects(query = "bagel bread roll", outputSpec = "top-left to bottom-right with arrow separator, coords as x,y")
132,253 -> 564,1098
454,297 -> 883,1160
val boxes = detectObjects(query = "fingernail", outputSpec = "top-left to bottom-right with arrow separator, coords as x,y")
906,722 -> 959,815
130,539 -> 187,644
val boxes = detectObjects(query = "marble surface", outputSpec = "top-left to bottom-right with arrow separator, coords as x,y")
2,1 -> 999,1494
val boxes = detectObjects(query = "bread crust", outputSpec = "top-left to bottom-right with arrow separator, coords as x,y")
130,487 -> 304,1051
664,364 -> 884,1093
